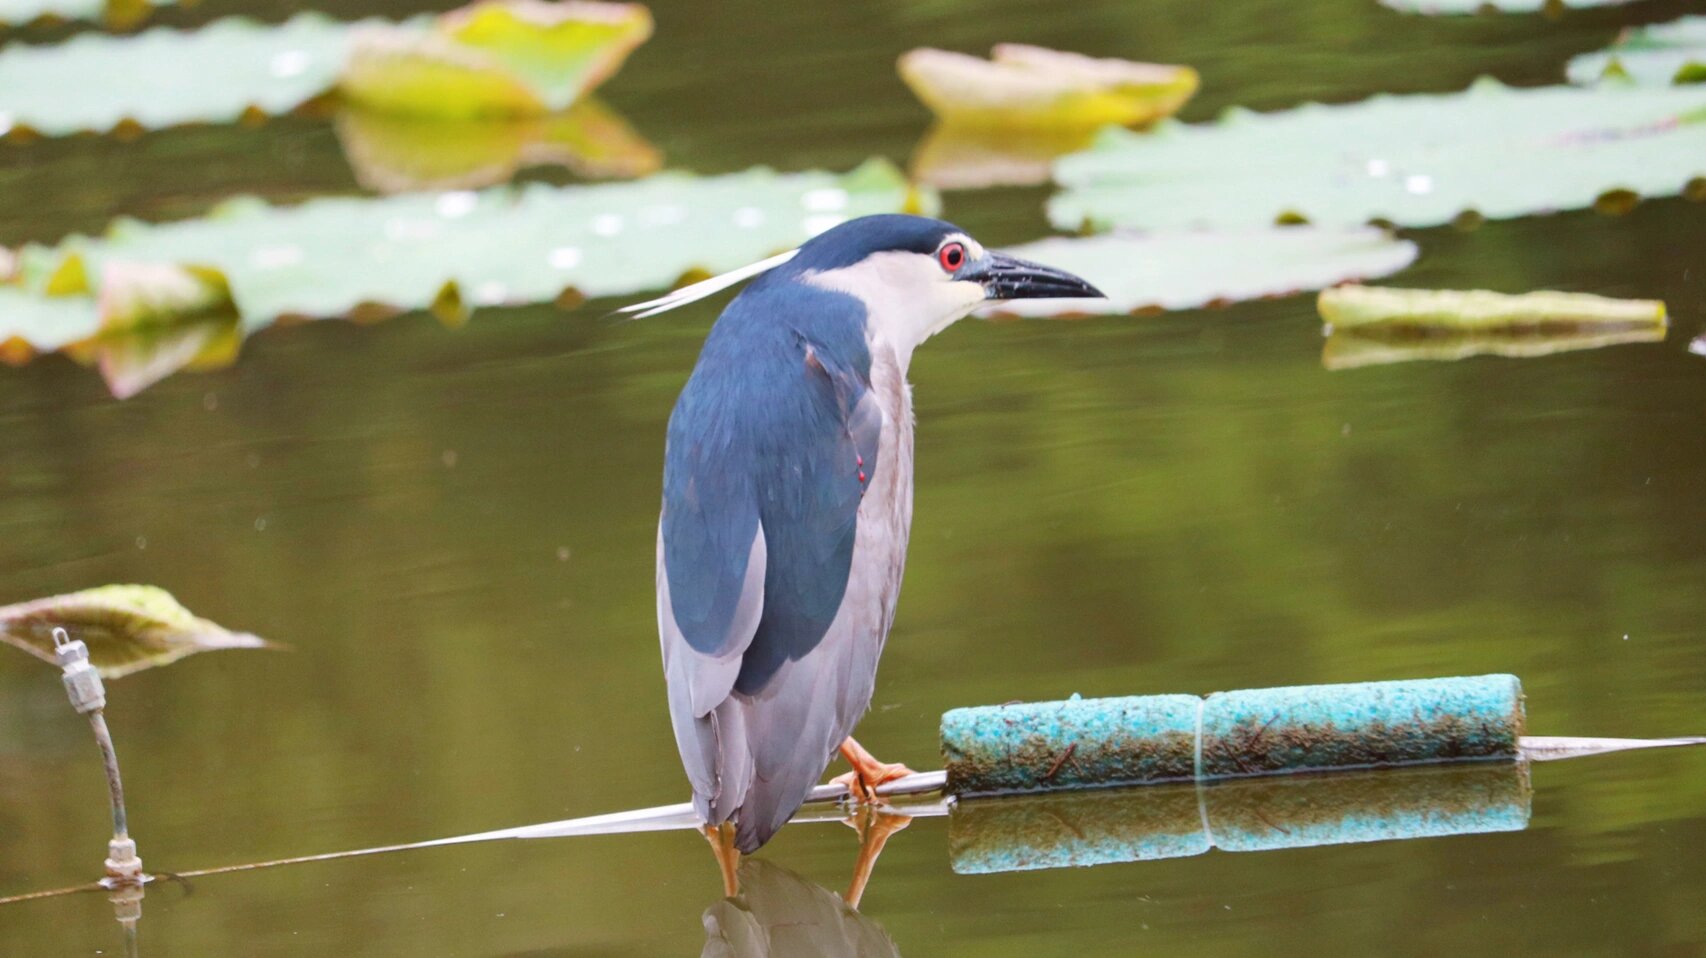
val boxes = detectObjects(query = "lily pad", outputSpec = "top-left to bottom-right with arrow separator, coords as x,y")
980,227 -> 1418,319
0,1 -> 653,138
335,96 -> 661,194
1,160 -> 931,395
0,585 -> 273,679
339,0 -> 653,119
0,0 -> 165,28
1318,284 -> 1667,331
0,284 -> 101,362
1568,17 -> 1706,86
0,13 -> 364,138
1380,0 -> 1641,14
898,44 -> 1198,129
1049,79 -> 1706,232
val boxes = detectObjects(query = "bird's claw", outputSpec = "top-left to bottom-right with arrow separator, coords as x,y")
832,761 -> 916,805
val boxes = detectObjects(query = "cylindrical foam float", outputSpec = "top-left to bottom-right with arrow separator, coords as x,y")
940,674 -> 1525,797
948,761 -> 1532,874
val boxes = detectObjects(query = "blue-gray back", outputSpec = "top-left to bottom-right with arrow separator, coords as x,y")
661,277 -> 881,695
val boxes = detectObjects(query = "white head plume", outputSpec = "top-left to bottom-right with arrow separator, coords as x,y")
617,249 -> 800,319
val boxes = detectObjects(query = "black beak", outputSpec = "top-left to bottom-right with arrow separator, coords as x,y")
969,252 -> 1105,301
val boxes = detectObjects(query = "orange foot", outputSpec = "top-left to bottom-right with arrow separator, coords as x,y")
830,737 -> 916,804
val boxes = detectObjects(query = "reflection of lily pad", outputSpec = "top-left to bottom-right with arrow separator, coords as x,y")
1319,284 -> 1667,331
0,585 -> 273,679
335,96 -> 661,194
1569,17 -> 1706,87
1319,286 -> 1668,370
1049,79 -> 1706,231
911,123 -> 1098,190
2,160 -> 930,396
980,228 -> 1418,319
1323,324 -> 1666,369
898,44 -> 1198,128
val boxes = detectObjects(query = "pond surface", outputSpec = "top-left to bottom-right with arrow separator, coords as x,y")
2,0 -> 1705,954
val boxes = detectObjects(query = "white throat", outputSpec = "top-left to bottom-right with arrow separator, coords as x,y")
802,251 -> 986,369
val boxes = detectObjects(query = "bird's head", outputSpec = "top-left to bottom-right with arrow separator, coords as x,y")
790,214 -> 1104,360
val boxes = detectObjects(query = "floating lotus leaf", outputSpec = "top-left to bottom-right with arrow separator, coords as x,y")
335,97 -> 661,194
0,0 -> 165,28
1049,79 -> 1706,232
0,585 -> 273,679
1,160 -> 930,395
980,228 -> 1418,319
1569,17 -> 1706,86
0,13 -> 363,137
0,284 -> 100,362
0,1 -> 653,137
1380,0 -> 1640,13
898,44 -> 1198,129
338,0 -> 651,119
1319,285 -> 1668,331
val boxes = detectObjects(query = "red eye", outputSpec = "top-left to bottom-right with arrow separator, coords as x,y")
938,242 -> 966,272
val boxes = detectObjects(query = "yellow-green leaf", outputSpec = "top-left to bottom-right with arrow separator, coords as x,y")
0,585 -> 273,679
339,0 -> 653,119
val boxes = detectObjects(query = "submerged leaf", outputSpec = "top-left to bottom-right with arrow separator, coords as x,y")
980,228 -> 1418,319
335,96 -> 661,194
1381,0 -> 1640,13
898,44 -> 1198,128
1050,80 -> 1706,231
0,585 -> 273,679
0,160 -> 931,395
1318,285 -> 1668,331
339,0 -> 653,119
1568,17 -> 1706,87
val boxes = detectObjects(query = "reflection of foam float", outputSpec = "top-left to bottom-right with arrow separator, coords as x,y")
949,761 -> 1529,873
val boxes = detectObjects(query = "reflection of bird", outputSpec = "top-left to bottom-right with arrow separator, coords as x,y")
654,215 -> 1102,864
701,859 -> 901,958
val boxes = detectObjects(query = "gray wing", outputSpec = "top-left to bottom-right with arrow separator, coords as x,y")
659,316 -> 888,850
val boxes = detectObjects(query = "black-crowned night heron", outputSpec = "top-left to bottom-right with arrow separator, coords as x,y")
638,214 -> 1102,886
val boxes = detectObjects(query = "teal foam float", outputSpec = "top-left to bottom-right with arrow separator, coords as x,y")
941,674 -> 1525,797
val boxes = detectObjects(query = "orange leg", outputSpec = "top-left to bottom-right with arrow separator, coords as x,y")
843,808 -> 911,907
830,737 -> 916,804
703,823 -> 741,898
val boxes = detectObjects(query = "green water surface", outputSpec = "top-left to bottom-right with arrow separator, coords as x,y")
2,0 -> 1705,954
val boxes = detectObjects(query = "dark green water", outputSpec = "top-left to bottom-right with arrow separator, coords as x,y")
2,0 -> 1705,954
